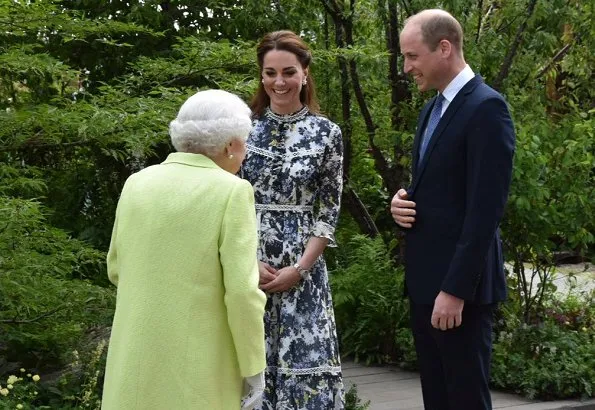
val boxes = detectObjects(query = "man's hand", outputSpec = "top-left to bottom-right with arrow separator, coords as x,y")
431,291 -> 464,331
390,188 -> 417,228
260,266 -> 301,293
258,261 -> 277,286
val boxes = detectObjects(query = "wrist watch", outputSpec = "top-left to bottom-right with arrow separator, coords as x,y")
293,262 -> 310,280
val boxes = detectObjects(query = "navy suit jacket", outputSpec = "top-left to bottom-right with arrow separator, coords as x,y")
405,75 -> 515,305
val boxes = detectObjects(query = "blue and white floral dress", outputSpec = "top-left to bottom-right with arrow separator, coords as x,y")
242,106 -> 345,409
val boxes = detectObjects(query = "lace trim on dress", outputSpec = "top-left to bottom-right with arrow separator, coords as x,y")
265,106 -> 309,123
287,148 -> 325,159
247,144 -> 277,159
255,204 -> 313,212
312,221 -> 337,247
266,365 -> 342,376
247,145 -> 325,160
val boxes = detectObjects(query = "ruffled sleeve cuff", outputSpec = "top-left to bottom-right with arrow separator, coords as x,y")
311,221 -> 337,248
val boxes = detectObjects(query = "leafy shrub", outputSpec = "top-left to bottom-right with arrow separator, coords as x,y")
330,235 -> 413,365
0,370 -> 43,410
0,336 -> 109,409
52,337 -> 108,410
0,271 -> 114,367
0,195 -> 109,287
345,384 -> 370,410
491,291 -> 595,399
502,108 -> 594,323
0,196 -> 114,372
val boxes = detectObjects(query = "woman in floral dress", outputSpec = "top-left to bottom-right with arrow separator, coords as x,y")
241,31 -> 345,409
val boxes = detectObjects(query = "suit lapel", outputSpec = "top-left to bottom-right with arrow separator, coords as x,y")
411,75 -> 484,193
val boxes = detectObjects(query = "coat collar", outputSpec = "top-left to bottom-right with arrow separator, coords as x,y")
162,152 -> 220,169
410,75 -> 484,193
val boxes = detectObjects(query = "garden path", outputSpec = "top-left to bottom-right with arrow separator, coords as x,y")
343,358 -> 594,409
343,262 -> 595,409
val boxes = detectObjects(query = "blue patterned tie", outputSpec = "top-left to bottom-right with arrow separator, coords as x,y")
419,94 -> 444,162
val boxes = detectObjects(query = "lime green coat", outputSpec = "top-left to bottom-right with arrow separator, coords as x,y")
101,153 -> 266,410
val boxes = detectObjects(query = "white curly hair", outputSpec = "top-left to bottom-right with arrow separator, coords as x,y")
169,89 -> 252,156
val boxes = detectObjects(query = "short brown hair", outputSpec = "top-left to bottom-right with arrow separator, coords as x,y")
407,10 -> 463,53
250,30 -> 320,117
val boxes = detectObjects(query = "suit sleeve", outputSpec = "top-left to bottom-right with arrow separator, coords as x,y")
441,96 -> 515,300
219,179 -> 266,377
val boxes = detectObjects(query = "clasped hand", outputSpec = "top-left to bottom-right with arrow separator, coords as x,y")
390,188 -> 417,228
258,261 -> 301,293
241,371 -> 264,410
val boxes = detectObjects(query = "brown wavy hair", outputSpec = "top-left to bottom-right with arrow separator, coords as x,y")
250,30 -> 320,117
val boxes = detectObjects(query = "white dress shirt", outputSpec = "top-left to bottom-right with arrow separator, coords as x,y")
437,64 -> 475,116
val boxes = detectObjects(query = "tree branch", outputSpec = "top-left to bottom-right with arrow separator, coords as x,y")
343,183 -> 380,237
0,305 -> 69,324
0,140 -> 90,153
398,0 -> 413,17
493,0 -> 538,91
475,0 -> 484,44
386,1 -> 410,194
345,24 -> 393,194
535,41 -> 574,79
324,0 -> 379,237
321,0 -> 340,15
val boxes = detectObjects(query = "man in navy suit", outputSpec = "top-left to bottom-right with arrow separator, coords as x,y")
390,9 -> 515,410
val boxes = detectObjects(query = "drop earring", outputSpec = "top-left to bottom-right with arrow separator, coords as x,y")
302,78 -> 307,86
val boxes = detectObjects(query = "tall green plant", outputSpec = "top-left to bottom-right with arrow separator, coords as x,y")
330,235 -> 411,365
501,104 -> 594,323
492,289 -> 595,399
0,196 -> 114,365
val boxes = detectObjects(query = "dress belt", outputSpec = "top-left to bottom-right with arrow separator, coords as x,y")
255,204 -> 313,212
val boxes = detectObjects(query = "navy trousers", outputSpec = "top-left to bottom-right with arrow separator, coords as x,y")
410,301 -> 495,410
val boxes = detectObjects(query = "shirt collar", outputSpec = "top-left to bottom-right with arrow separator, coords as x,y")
440,64 -> 474,104
162,152 -> 220,169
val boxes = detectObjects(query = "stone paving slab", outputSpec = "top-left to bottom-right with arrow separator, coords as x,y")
343,360 -> 595,410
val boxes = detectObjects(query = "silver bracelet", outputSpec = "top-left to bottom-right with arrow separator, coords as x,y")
293,263 -> 310,280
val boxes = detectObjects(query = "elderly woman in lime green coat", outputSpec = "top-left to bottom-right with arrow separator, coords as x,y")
101,90 -> 266,410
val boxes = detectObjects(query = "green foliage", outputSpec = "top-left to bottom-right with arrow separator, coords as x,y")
0,164 -> 46,199
501,102 -> 594,322
0,197 -> 108,284
54,338 -> 108,409
0,195 -> 114,367
0,0 -> 594,403
492,291 -> 595,399
0,370 -> 43,410
0,338 -> 109,409
345,384 -> 370,410
331,235 -> 412,365
0,270 -> 114,366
